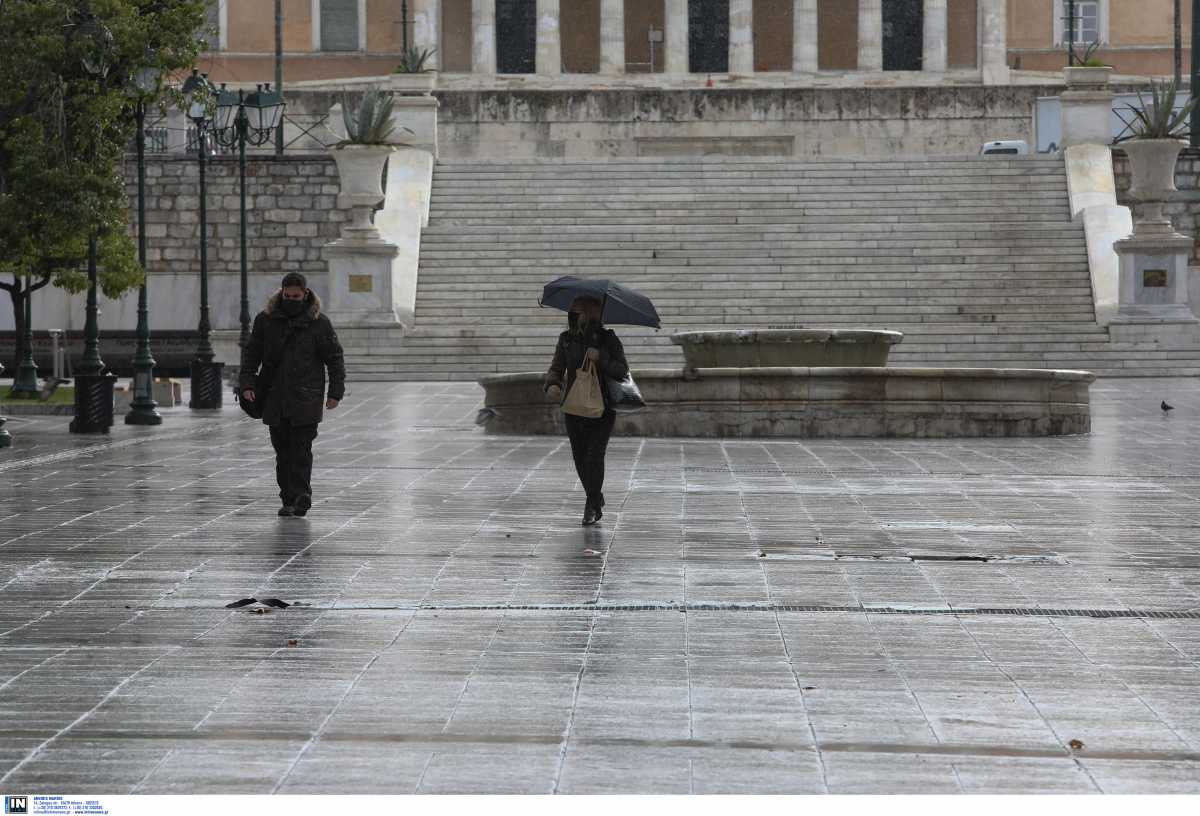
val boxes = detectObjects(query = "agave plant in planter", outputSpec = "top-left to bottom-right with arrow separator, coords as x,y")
330,88 -> 413,242
1119,80 -> 1198,236
1064,41 -> 1112,88
388,46 -> 438,94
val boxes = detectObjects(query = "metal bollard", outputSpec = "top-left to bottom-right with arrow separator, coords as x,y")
48,329 -> 66,380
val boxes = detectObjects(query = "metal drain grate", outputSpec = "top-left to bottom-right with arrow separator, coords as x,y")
325,602 -> 1200,619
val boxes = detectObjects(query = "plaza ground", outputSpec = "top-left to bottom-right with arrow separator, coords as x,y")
0,379 -> 1198,793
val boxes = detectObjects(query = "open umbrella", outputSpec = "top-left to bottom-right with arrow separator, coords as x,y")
540,276 -> 661,329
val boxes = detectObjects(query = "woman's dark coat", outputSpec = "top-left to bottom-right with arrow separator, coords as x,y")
239,290 -> 346,426
543,313 -> 630,408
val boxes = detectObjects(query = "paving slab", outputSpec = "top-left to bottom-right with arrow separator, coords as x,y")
1,378 -> 1200,793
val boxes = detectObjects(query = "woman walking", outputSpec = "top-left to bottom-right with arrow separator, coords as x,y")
544,297 -> 629,526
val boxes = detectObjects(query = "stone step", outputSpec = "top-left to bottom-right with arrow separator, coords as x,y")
342,154 -> 1200,382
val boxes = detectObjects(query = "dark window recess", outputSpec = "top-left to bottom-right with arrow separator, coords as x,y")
497,0 -> 537,73
882,0 -> 923,71
321,0 -> 359,52
688,0 -> 729,73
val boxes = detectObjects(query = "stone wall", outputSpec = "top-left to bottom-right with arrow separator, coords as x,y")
127,154 -> 346,280
430,86 -> 1042,159
1114,147 -> 1200,265
0,154 -> 349,372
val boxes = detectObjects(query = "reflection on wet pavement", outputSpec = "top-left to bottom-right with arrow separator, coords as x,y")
0,378 -> 1198,793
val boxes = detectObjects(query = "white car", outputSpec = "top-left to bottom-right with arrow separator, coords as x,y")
980,140 -> 1030,156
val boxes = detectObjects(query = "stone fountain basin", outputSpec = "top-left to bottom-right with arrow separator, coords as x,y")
478,366 -> 1096,439
672,329 -> 904,368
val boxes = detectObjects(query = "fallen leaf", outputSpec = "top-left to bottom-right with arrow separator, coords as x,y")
286,639 -> 298,647
1068,739 -> 1084,750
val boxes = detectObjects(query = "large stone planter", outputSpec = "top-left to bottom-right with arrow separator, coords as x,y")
671,329 -> 903,369
387,72 -> 437,95
1122,138 -> 1187,236
329,144 -> 396,243
1064,66 -> 1112,89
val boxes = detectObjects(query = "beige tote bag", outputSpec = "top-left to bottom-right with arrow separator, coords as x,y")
561,358 -> 606,418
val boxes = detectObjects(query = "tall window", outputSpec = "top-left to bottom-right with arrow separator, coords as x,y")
321,0 -> 360,52
496,0 -> 536,74
1056,0 -> 1104,46
199,0 -> 220,50
688,0 -> 729,74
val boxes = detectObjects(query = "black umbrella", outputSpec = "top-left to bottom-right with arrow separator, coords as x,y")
540,276 -> 661,329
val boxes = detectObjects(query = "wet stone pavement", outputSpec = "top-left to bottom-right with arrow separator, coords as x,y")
1,378 -> 1199,794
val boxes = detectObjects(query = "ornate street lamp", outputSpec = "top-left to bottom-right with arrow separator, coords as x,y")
181,69 -> 223,410
213,83 -> 285,352
124,57 -> 163,426
70,13 -> 118,434
9,272 -> 39,397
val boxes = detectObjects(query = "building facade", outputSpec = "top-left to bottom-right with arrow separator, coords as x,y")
199,1 -> 1189,85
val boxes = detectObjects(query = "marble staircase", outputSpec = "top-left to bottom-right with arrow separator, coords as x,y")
340,156 -> 1200,380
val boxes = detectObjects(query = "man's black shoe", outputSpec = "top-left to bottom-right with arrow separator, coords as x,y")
294,495 -> 312,517
278,506 -> 294,517
582,506 -> 599,526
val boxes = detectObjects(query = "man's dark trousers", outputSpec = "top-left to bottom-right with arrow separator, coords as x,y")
269,419 -> 319,506
564,410 -> 616,510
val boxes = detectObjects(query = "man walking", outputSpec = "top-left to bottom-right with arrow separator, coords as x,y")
240,273 -> 346,517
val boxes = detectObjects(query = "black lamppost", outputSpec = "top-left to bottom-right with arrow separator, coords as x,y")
69,13 -> 118,434
9,272 -> 39,397
402,0 -> 410,51
181,69 -> 223,409
70,233 -> 118,433
124,58 -> 163,426
213,83 -> 285,352
1066,0 -> 1076,65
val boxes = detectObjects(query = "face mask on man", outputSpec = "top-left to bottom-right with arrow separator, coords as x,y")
280,297 -> 306,317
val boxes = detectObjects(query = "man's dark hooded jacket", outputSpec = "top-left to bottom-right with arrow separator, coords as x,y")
239,290 -> 345,426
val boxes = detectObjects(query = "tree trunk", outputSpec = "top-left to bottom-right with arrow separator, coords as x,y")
7,281 -> 25,374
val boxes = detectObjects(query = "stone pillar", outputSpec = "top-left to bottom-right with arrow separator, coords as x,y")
537,0 -> 562,75
600,0 -> 625,74
980,0 -> 1009,85
923,0 -> 947,73
793,0 -> 818,73
858,0 -> 882,72
1059,71 -> 1115,149
665,0 -> 689,74
472,0 -> 496,75
413,0 -> 441,70
729,0 -> 754,74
